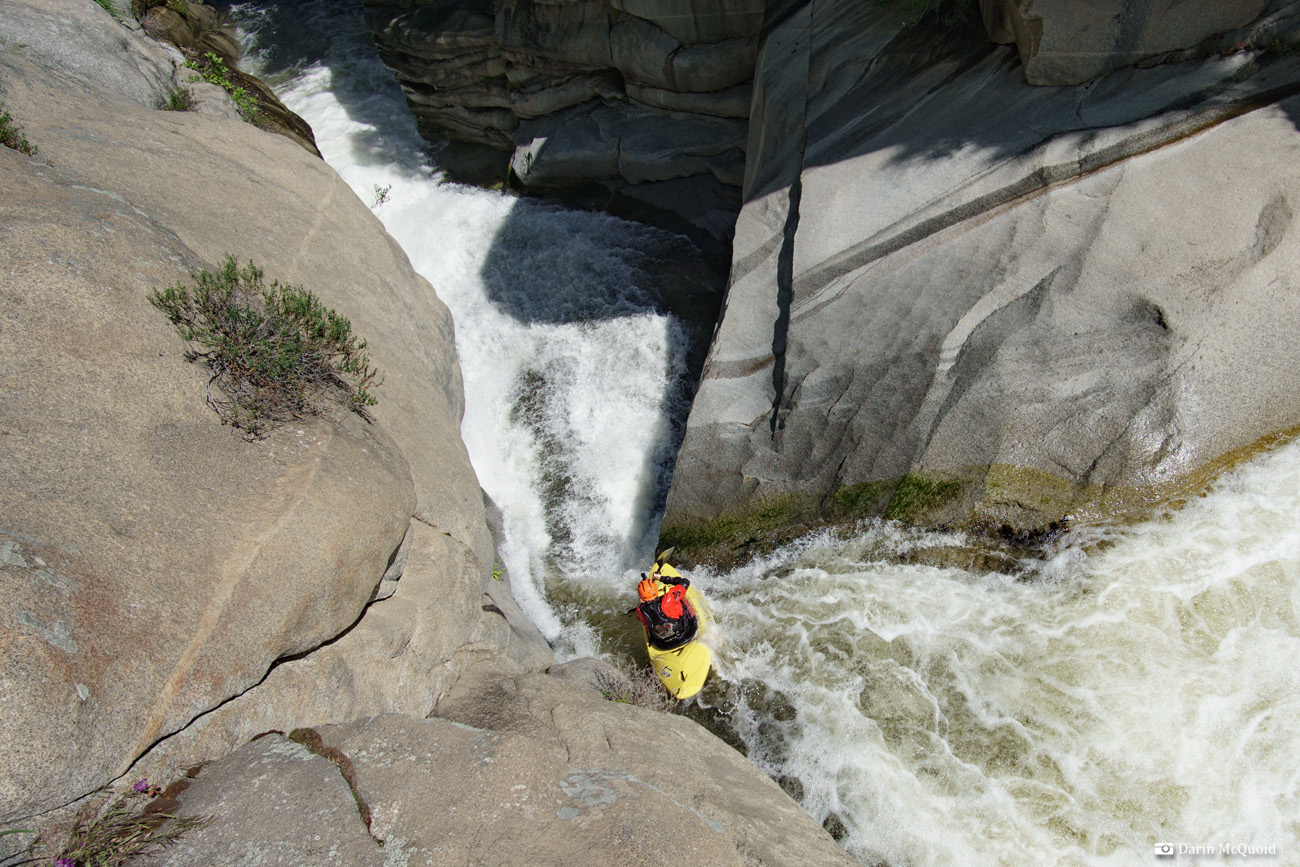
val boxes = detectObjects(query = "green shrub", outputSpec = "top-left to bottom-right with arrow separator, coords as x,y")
183,51 -> 259,120
53,782 -> 206,867
150,256 -> 381,439
93,0 -> 126,21
0,101 -> 36,155
159,85 -> 195,112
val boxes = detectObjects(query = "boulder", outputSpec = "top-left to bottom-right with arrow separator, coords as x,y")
135,735 -> 388,867
0,0 -> 177,109
141,667 -> 858,867
0,119 -> 414,821
117,522 -> 554,789
662,0 -> 1300,558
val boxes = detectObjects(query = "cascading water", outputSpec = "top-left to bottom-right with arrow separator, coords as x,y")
233,4 -> 1300,864
228,0 -> 710,656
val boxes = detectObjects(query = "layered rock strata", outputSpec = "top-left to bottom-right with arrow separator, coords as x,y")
662,1 -> 1300,559
362,0 -> 764,251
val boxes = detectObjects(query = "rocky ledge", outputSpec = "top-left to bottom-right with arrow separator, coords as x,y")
135,659 -> 857,867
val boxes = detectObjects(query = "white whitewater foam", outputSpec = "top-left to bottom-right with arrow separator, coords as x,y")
708,442 -> 1300,866
236,4 -> 692,652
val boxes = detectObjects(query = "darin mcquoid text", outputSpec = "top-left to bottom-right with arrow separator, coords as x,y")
1154,841 -> 1279,858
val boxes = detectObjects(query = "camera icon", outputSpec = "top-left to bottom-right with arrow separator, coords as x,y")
1153,841 -> 1176,859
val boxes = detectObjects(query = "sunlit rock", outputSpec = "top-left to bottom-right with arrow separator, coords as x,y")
663,1 -> 1300,556
0,1 -> 546,827
140,665 -> 858,867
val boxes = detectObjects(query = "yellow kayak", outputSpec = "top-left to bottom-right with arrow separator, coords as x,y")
641,558 -> 712,699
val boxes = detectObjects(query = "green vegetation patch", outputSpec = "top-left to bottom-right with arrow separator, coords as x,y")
184,51 -> 260,120
827,479 -> 895,520
151,256 -> 380,439
160,85 -> 195,112
661,474 -> 967,568
658,493 -> 819,569
0,101 -> 36,155
93,0 -> 127,21
883,472 -> 964,523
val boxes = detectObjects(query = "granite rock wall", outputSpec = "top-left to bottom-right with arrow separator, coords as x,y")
661,0 -> 1300,559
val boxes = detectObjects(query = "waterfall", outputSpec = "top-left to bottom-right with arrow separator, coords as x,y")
233,3 -> 1300,864
230,0 -> 707,657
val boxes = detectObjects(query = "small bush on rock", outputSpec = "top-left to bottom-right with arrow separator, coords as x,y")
51,781 -> 206,867
183,51 -> 259,120
0,102 -> 36,155
160,85 -> 195,112
594,665 -> 675,712
151,256 -> 381,439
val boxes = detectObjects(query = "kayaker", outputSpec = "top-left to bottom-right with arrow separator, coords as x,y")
634,565 -> 698,649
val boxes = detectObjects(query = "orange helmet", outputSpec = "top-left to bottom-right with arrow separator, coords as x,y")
637,576 -> 658,602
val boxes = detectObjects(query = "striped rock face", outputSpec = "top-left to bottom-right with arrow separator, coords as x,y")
664,3 -> 1300,555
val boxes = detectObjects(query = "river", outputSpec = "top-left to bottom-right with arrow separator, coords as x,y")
231,3 -> 1300,864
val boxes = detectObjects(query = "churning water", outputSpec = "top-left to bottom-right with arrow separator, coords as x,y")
702,453 -> 1300,865
234,4 -> 1300,864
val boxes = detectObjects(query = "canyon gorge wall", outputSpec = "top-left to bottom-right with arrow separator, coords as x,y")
362,0 -> 765,253
663,0 -> 1300,557
358,0 -> 1300,557
1,0 -> 548,827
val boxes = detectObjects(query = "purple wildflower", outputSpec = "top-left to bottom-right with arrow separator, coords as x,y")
132,779 -> 149,793
54,858 -> 76,867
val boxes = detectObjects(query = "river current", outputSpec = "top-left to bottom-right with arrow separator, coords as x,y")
233,4 -> 1300,864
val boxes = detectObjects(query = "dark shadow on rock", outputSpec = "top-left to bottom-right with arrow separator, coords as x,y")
748,0 -> 1300,203
475,198 -> 723,326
